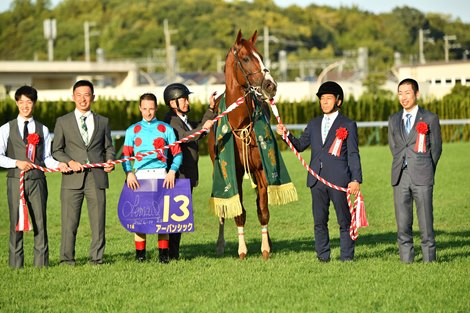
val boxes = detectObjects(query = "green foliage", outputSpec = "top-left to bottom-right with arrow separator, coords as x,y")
0,144 -> 469,312
1,0 -> 469,72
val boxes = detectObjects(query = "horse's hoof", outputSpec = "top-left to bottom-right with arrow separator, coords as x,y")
262,250 -> 269,260
239,253 -> 246,260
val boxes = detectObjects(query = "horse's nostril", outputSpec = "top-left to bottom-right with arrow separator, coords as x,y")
267,82 -> 276,92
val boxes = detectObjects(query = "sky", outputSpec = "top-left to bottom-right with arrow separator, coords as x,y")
0,0 -> 469,23
276,0 -> 470,22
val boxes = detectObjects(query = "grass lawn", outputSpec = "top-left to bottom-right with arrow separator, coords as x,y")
0,143 -> 469,312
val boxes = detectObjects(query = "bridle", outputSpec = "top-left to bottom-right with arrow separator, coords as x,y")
227,47 -> 274,186
232,48 -> 271,100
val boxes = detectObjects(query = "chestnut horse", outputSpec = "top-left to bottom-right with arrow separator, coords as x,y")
208,30 -> 278,260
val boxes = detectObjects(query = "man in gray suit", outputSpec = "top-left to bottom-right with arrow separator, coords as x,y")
388,78 -> 442,263
52,80 -> 115,266
0,86 -> 68,268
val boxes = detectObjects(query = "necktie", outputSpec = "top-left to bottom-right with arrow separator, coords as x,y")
322,116 -> 330,143
405,113 -> 412,135
23,120 -> 29,144
80,115 -> 89,145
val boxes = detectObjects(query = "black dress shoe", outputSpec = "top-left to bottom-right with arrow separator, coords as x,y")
317,257 -> 331,263
340,257 -> 354,262
159,248 -> 170,264
136,249 -> 146,262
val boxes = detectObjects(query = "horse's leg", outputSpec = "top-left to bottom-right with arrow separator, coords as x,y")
253,169 -> 271,260
216,217 -> 225,256
234,208 -> 247,259
234,171 -> 247,259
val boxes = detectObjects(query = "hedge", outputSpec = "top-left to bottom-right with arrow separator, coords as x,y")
1,90 -> 469,155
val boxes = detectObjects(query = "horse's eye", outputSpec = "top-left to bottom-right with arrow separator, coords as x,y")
243,56 -> 250,63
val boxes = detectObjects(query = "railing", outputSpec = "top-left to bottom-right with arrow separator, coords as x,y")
278,119 -> 470,130
277,119 -> 470,145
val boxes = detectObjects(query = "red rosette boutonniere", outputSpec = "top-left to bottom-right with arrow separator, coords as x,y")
153,137 -> 166,162
26,133 -> 40,162
329,127 -> 348,157
414,122 -> 428,153
27,133 -> 40,145
416,122 -> 428,134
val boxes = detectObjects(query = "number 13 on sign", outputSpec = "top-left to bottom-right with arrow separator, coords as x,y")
163,195 -> 190,222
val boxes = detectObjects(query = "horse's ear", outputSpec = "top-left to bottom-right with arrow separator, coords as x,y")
250,30 -> 258,45
236,30 -> 243,45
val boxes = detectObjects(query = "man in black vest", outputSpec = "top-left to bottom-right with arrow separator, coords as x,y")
0,86 -> 69,268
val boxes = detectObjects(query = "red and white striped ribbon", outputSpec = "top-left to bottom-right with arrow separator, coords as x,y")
269,99 -> 368,240
16,96 -> 245,232
16,173 -> 31,231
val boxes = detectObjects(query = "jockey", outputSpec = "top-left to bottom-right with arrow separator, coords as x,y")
122,93 -> 182,263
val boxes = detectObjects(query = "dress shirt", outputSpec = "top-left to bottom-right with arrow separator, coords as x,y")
0,116 -> 60,169
179,114 -> 193,130
322,110 -> 339,142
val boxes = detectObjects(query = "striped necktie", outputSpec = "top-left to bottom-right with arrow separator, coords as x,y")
80,115 -> 89,145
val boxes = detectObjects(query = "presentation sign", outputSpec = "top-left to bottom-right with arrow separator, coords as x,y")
118,178 -> 194,234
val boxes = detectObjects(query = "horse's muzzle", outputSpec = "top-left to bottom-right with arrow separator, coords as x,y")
262,78 -> 277,100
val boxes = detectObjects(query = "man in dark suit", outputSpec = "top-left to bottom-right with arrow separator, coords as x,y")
277,81 -> 362,262
388,78 -> 442,263
52,80 -> 115,266
163,83 -> 216,260
0,86 -> 68,268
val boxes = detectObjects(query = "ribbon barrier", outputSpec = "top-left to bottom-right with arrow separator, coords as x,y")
17,95 -> 367,240
16,96 -> 245,232
269,99 -> 368,240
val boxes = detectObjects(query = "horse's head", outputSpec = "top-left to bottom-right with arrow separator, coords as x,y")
226,30 -> 277,100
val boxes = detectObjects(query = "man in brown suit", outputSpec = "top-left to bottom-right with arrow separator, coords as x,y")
163,83 -> 216,259
52,80 -> 115,266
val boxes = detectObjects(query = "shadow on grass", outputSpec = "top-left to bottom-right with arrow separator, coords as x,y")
176,229 -> 470,262
78,229 -> 469,264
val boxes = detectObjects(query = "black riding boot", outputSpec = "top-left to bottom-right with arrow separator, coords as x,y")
136,249 -> 146,262
159,248 -> 169,264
